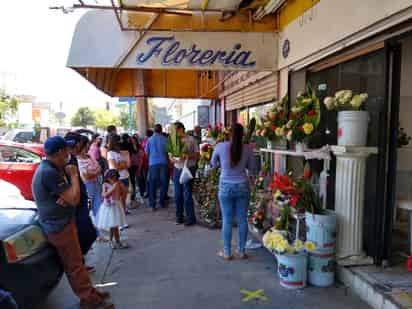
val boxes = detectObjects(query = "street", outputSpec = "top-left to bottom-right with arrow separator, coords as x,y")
36,205 -> 370,309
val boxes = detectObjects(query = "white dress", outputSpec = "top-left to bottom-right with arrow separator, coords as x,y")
96,184 -> 127,229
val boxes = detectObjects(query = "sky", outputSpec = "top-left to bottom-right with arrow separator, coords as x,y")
0,1 -> 112,116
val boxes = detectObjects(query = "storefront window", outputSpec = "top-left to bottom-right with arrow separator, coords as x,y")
307,50 -> 386,256
238,108 -> 248,125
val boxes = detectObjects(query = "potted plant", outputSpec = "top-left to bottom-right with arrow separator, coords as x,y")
263,229 -> 316,289
284,87 -> 321,152
255,96 -> 289,149
323,90 -> 369,146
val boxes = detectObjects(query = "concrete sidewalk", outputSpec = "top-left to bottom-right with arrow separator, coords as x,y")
37,205 -> 370,309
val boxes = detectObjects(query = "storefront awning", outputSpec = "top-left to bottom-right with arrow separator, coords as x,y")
67,10 -> 278,98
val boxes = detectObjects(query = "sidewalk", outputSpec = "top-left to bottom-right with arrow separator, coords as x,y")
37,204 -> 370,309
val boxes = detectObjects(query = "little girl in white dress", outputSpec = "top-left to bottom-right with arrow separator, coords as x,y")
97,169 -> 129,249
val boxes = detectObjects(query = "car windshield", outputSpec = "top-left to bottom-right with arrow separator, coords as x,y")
2,130 -> 15,141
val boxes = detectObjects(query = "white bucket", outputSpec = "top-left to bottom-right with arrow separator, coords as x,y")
337,111 -> 369,146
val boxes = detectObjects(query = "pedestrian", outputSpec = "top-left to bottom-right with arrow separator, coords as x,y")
101,125 -> 117,160
133,135 -> 146,202
141,129 -> 153,199
211,123 -> 255,261
77,136 -> 102,223
193,125 -> 202,146
89,134 -> 106,172
97,169 -> 129,249
32,136 -> 113,309
122,133 -> 138,208
171,122 -> 199,226
65,133 -> 98,272
107,135 -> 130,217
145,124 -> 169,211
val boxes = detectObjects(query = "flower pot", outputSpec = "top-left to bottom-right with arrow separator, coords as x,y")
308,248 -> 335,287
295,142 -> 307,153
305,210 -> 337,249
276,252 -> 307,289
337,111 -> 369,146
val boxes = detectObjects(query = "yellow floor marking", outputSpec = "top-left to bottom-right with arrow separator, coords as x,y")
397,292 -> 412,305
240,289 -> 268,302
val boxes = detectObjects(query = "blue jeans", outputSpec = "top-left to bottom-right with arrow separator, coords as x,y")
84,180 -> 102,218
148,164 -> 169,209
218,181 -> 250,257
173,167 -> 196,224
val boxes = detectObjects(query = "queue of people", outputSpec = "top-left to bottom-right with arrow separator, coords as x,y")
31,120 -> 255,307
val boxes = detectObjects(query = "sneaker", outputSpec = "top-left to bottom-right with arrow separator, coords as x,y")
119,225 -> 129,231
175,220 -> 184,225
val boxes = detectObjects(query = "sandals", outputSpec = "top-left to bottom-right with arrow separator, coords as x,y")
235,252 -> 249,260
110,241 -> 130,249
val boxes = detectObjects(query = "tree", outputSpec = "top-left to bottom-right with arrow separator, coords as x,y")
93,109 -> 120,130
119,107 -> 131,131
0,89 -> 19,127
71,107 -> 95,127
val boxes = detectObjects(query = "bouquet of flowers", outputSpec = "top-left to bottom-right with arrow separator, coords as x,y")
270,168 -> 324,215
263,229 -> 316,255
255,96 -> 289,141
250,210 -> 265,230
284,87 -> 320,143
198,143 -> 214,169
323,90 -> 368,111
207,124 -> 223,140
167,123 -> 186,157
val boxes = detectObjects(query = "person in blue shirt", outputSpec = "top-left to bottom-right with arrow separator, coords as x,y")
145,124 -> 169,210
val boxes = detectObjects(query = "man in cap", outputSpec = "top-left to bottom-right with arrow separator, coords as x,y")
32,136 -> 113,308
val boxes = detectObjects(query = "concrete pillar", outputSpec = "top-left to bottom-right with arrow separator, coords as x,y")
332,146 -> 377,264
135,97 -> 148,136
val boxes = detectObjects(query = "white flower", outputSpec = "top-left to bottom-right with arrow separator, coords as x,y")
291,106 -> 302,113
296,91 -> 304,99
286,130 -> 293,141
286,120 -> 294,129
324,97 -> 335,110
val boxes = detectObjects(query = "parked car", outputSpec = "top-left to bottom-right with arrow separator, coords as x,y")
0,142 -> 44,200
0,181 -> 63,308
1,129 -> 35,144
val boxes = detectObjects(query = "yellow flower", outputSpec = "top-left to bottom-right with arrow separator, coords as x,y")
303,123 -> 314,135
274,190 -> 282,199
293,240 -> 304,252
286,244 -> 295,254
275,239 -> 289,253
304,241 -> 316,252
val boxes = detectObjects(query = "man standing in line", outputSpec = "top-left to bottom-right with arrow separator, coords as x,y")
172,122 -> 200,226
145,124 -> 169,211
32,136 -> 113,309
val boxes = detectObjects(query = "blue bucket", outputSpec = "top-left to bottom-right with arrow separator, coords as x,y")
305,210 -> 337,250
276,252 -> 307,289
308,248 -> 335,287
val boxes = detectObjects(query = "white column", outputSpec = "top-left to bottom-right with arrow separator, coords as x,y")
332,146 -> 378,261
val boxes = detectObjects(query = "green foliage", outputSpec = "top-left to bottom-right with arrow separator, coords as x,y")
119,108 -> 131,130
93,109 -> 120,129
71,107 -> 95,127
0,89 -> 20,127
167,123 -> 185,157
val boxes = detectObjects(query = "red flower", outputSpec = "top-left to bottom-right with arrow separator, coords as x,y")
299,126 -> 304,132
289,113 -> 296,119
272,173 -> 295,193
278,112 -> 285,118
208,124 -> 212,129
290,194 -> 299,207
308,110 -> 316,117
272,124 -> 277,130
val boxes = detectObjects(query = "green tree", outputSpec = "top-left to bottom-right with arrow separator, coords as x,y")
119,107 -> 130,131
71,107 -> 95,127
94,109 -> 120,130
0,89 -> 19,127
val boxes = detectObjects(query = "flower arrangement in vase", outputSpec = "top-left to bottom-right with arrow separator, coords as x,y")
198,143 -> 214,169
263,229 -> 316,255
206,123 -> 223,140
323,90 -> 369,146
284,87 -> 321,151
255,96 -> 289,147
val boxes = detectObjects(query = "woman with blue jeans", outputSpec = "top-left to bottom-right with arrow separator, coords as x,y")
211,123 -> 255,260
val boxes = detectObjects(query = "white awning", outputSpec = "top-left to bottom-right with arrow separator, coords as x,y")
67,10 -> 278,71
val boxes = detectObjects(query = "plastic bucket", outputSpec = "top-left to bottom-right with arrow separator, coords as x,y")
305,210 -> 337,250
276,252 -> 307,289
337,111 -> 369,146
308,248 -> 335,287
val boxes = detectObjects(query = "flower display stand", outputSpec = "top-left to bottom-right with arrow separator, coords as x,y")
331,146 -> 378,266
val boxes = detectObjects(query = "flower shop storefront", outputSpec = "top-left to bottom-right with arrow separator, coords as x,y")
286,26 -> 412,267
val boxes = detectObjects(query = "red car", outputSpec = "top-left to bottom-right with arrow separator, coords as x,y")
0,142 -> 44,200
